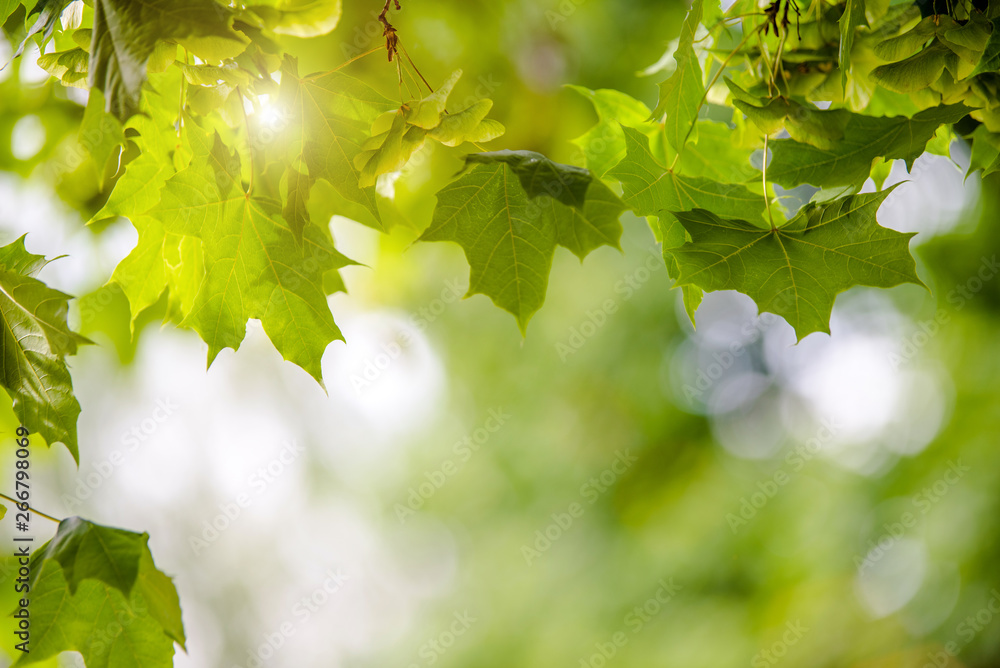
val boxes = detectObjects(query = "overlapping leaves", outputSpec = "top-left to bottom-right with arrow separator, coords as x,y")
421,152 -> 625,331
0,237 -> 89,460
15,518 -> 185,668
667,189 -> 923,339
117,119 -> 353,383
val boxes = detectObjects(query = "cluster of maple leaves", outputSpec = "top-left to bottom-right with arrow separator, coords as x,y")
1,0 -> 999,665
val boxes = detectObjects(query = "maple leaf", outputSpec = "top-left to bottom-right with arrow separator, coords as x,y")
767,104 -> 970,188
421,152 -> 625,332
0,237 -> 90,461
279,56 -> 398,231
668,187 -> 924,339
89,0 -> 247,120
650,0 -> 704,153
16,518 -> 185,668
145,122 -> 353,383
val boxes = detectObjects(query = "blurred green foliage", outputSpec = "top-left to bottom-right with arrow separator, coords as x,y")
2,1 -> 1000,667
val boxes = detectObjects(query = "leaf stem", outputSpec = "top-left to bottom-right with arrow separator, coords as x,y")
177,49 -> 188,137
399,42 -> 434,94
305,46 -> 385,81
0,493 -> 62,524
670,23 -> 764,171
770,21 -> 789,95
763,132 -> 775,231
236,86 -> 254,197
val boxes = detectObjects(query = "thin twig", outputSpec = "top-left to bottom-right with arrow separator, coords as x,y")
669,23 -> 764,171
0,493 -> 62,524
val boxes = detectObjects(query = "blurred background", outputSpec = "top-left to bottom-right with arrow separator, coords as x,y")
2,1 -> 1000,667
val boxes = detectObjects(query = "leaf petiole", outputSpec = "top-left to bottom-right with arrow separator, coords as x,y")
0,492 -> 62,524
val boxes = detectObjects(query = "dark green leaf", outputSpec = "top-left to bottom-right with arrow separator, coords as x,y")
464,150 -> 591,209
16,518 -> 184,668
768,104 -> 970,188
29,516 -> 145,596
610,126 -> 767,223
971,17 -> 1000,77
669,188 -> 924,339
0,237 -> 90,460
421,154 -> 625,332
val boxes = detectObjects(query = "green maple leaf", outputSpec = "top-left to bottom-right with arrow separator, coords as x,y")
673,121 -> 761,183
146,122 -> 352,383
10,0 -> 73,60
420,152 -> 625,332
839,0 -> 868,87
971,17 -> 1000,77
969,125 -> 1000,177
611,126 -> 767,222
566,85 -> 661,178
668,187 -> 924,340
28,516 -> 145,595
90,85 -> 186,224
79,90 -> 125,188
283,165 -> 312,243
609,125 -> 769,322
464,150 -> 591,208
111,216 -> 175,330
767,104 -> 970,188
89,0 -> 247,120
873,16 -> 942,63
0,237 -> 90,461
651,0 -> 704,154
247,0 -> 343,38
1,0 -> 22,25
279,56 -> 397,231
16,518 -> 185,668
